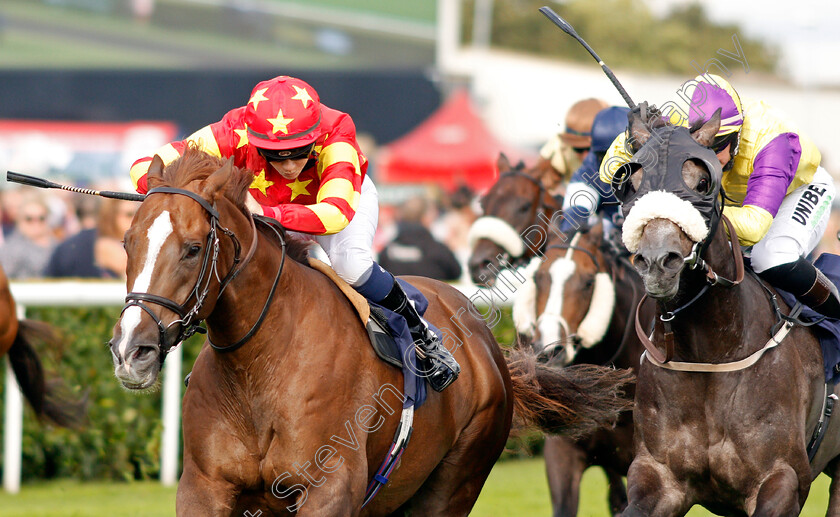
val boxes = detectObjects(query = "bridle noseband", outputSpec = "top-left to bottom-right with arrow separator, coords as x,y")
633,214 -> 745,364
121,186 -> 278,360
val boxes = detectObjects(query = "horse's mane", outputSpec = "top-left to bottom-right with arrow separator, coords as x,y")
152,144 -> 253,210
152,145 -> 310,263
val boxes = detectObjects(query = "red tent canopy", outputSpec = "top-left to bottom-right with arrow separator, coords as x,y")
376,90 -> 524,192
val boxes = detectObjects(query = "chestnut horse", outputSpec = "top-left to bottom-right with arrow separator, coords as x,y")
0,264 -> 84,427
467,154 -> 562,285
108,147 -> 633,516
613,109 -> 840,515
521,222 -> 652,516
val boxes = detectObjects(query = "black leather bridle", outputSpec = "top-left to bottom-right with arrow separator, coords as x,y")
121,186 -> 284,359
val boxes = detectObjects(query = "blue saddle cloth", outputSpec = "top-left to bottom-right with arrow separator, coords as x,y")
775,253 -> 840,385
367,279 -> 430,409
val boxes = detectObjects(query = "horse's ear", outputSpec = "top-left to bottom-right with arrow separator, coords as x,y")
627,110 -> 651,153
201,157 -> 234,202
690,108 -> 722,148
147,154 -> 165,189
497,153 -> 511,172
627,102 -> 668,153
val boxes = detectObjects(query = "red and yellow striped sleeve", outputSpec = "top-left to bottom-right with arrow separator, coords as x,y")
128,108 -> 244,193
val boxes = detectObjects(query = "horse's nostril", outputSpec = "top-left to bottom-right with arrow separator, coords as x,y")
662,252 -> 684,272
632,254 -> 650,274
132,346 -> 157,362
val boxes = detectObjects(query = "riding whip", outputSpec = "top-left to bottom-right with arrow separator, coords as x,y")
539,6 -> 636,109
6,171 -> 145,202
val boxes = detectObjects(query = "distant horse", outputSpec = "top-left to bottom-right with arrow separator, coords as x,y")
523,222 -> 653,516
0,264 -> 85,427
613,109 -> 840,515
467,153 -> 562,285
108,147 -> 633,516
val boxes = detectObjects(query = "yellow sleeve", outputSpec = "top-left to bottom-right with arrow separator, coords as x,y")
129,126 -> 220,191
722,204 -> 774,247
599,132 -> 633,184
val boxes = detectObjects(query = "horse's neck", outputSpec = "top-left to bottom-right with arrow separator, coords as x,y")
662,229 -> 772,362
204,217 -> 305,364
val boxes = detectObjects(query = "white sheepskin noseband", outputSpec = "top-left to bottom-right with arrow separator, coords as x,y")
468,216 -> 525,257
622,190 -> 709,253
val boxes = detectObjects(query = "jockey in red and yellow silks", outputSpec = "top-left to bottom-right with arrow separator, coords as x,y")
130,76 -> 460,391
130,98 -> 365,236
599,74 -> 839,319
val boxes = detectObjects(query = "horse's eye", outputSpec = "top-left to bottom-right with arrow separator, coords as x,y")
518,204 -> 530,214
185,244 -> 202,259
696,178 -> 710,194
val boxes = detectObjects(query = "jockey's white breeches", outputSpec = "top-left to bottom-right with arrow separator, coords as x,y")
313,174 -> 379,286
750,167 -> 835,273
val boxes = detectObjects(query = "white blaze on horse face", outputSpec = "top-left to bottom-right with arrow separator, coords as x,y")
537,258 -> 575,353
117,211 -> 174,358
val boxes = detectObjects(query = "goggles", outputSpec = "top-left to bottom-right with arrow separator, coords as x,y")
710,132 -> 738,155
257,142 -> 314,162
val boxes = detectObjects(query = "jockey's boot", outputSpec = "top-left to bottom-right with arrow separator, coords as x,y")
759,257 -> 840,319
380,279 -> 461,391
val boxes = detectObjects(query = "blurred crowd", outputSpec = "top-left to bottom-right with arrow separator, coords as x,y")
0,185 -> 136,280
0,181 -> 480,283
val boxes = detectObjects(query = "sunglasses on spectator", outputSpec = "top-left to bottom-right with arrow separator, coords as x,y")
257,143 -> 314,162
572,146 -> 590,155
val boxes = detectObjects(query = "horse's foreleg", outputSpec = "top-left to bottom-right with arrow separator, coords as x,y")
750,467 -> 801,517
543,436 -> 587,517
606,468 -> 629,515
292,470 -> 366,517
621,457 -> 688,517
176,467 -> 240,517
826,459 -> 840,517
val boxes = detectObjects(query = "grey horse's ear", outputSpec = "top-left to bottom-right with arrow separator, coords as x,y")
690,108 -> 722,148
627,108 -> 651,152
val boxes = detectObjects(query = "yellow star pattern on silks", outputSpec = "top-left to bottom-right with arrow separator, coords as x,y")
291,85 -> 313,108
287,178 -> 312,201
268,108 -> 294,135
250,169 -> 275,196
248,87 -> 269,110
234,128 -> 249,148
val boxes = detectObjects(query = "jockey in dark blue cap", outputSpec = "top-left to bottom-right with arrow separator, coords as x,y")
559,106 -> 630,234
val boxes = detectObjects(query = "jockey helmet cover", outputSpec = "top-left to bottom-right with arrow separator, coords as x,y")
686,74 -> 743,137
591,106 -> 630,154
245,76 -> 322,150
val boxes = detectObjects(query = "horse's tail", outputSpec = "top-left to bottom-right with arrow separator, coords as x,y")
7,319 -> 87,428
506,347 -> 634,439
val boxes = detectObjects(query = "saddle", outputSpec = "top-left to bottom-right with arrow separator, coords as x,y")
307,258 -> 428,407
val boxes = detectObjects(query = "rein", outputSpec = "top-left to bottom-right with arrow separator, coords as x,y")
209,216 -> 287,353
634,215 -> 744,364
121,187 -> 279,357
